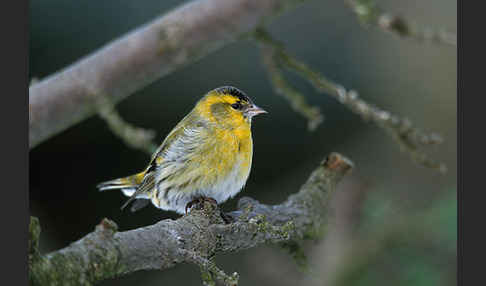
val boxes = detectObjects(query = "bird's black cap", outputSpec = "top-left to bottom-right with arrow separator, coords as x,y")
214,86 -> 252,103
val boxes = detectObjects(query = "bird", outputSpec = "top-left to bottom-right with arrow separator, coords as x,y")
97,86 -> 267,215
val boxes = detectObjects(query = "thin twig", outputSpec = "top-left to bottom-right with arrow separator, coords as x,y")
260,44 -> 324,131
189,254 -> 240,286
96,96 -> 158,155
280,241 -> 312,274
254,28 -> 446,173
345,0 -> 456,46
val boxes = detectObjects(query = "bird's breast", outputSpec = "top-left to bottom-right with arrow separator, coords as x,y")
208,125 -> 252,178
198,125 -> 252,203
234,127 -> 253,177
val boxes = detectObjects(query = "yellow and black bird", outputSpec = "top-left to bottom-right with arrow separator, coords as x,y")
97,86 -> 267,214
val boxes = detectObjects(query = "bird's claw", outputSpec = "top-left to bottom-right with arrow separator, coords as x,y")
185,197 -> 218,215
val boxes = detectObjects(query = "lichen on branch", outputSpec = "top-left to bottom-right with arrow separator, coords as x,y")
29,152 -> 353,286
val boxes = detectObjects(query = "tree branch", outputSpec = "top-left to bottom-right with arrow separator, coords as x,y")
255,28 -> 447,173
345,0 -> 456,46
95,97 -> 158,155
260,44 -> 324,131
29,0 -> 308,148
29,152 -> 353,286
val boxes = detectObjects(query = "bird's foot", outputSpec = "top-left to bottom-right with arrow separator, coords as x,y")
185,197 -> 233,224
185,197 -> 218,214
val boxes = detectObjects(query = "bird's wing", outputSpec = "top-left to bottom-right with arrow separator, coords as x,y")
148,110 -> 205,167
121,112 -> 210,210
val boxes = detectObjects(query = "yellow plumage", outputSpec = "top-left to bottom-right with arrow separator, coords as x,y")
97,86 -> 266,214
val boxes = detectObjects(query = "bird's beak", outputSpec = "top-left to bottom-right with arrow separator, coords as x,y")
245,105 -> 268,117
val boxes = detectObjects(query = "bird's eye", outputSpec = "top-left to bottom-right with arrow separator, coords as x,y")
231,102 -> 242,110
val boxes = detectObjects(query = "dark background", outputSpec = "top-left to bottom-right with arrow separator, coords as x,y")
29,0 -> 456,285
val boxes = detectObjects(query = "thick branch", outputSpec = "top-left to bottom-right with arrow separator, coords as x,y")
29,0 -> 307,148
29,152 -> 353,286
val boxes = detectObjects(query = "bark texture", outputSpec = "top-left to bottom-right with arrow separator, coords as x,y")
29,0 -> 307,148
29,152 -> 353,285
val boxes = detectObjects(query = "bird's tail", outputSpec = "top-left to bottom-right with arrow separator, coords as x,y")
96,171 -> 146,195
97,171 -> 154,212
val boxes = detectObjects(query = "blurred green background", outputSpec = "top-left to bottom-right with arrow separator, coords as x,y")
29,0 -> 456,285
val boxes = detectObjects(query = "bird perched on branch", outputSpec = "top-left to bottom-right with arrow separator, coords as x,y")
97,86 -> 267,215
